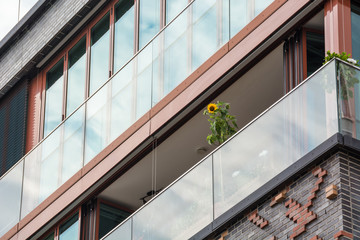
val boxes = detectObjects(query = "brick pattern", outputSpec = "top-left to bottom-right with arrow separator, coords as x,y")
248,210 -> 269,229
338,153 -> 360,239
284,167 -> 327,239
215,153 -> 346,240
310,235 -> 323,240
334,230 -> 353,240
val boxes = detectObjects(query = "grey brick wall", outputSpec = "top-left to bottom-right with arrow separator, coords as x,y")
212,152 -> 360,240
0,0 -> 89,94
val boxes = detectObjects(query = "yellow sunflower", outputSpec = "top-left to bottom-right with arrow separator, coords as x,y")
207,103 -> 217,113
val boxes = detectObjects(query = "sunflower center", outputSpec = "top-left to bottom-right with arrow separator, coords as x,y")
209,106 -> 215,111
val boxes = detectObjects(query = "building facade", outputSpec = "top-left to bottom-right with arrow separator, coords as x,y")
0,0 -> 360,239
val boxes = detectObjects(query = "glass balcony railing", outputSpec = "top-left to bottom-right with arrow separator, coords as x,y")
101,59 -> 360,240
0,0 -> 275,237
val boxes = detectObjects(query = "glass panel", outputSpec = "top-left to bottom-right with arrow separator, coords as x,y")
114,0 -> 134,72
213,61 -> 339,218
110,60 -> 135,142
192,0 -> 225,70
21,127 -> 61,218
98,203 -> 131,239
306,31 -> 325,77
133,156 -> 213,240
351,2 -> 360,60
254,0 -> 273,15
336,61 -> 360,138
162,10 -> 188,98
61,105 -> 85,183
59,213 -> 79,240
0,161 -> 23,238
230,0 -> 272,38
84,84 -> 110,164
67,36 -> 86,116
102,219 -> 132,240
165,0 -> 187,24
135,42 -> 152,119
90,13 -> 110,95
44,58 -> 64,137
139,0 -> 160,49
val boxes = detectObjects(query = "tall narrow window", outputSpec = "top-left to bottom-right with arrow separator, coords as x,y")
305,31 -> 324,77
59,213 -> 80,240
352,2 -> 360,60
114,0 -> 135,72
44,58 -> 64,137
139,0 -> 160,49
66,36 -> 86,116
98,201 -> 131,239
90,13 -> 110,95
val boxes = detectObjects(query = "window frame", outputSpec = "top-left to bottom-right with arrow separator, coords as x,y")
95,198 -> 133,240
40,208 -> 82,240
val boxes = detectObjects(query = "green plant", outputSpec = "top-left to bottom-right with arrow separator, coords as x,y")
323,51 -> 360,66
203,101 -> 238,146
323,51 -> 360,100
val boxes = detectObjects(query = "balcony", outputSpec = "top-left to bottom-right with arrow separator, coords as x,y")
0,0 -> 277,237
99,58 -> 360,239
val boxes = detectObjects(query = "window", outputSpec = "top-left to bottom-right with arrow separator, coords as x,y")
304,29 -> 324,78
42,0 -> 189,140
66,36 -> 87,115
139,0 -> 161,49
165,0 -> 188,24
43,34 -> 88,138
44,58 -> 65,137
352,1 -> 360,60
97,200 -> 131,239
40,211 -> 81,240
114,0 -> 135,72
90,13 -> 110,95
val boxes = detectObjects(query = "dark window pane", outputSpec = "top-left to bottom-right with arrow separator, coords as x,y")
59,213 -> 79,240
165,0 -> 187,24
67,36 -> 86,116
98,202 -> 131,239
306,31 -> 324,77
114,0 -> 135,71
0,81 -> 27,176
90,13 -> 110,95
44,58 -> 64,136
139,0 -> 160,49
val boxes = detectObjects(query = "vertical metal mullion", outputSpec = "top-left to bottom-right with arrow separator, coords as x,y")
135,0 -> 140,53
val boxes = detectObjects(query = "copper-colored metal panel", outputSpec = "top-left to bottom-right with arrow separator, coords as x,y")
25,74 -> 42,153
324,0 -> 352,54
0,223 -> 18,240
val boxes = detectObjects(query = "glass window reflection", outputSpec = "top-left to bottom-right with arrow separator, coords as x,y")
139,0 -> 160,49
114,0 -> 135,72
59,213 -> 79,240
67,35 -> 86,116
44,58 -> 64,137
90,13 -> 110,95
